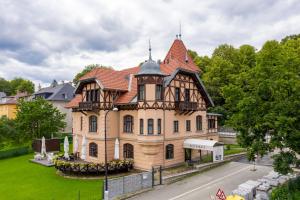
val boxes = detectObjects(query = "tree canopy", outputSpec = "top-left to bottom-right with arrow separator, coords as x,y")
15,98 -> 66,140
190,35 -> 300,174
0,77 -> 34,96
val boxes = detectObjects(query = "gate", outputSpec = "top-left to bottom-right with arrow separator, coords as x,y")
152,165 -> 163,187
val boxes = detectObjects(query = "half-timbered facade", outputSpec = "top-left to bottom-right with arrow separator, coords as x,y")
66,38 -> 221,170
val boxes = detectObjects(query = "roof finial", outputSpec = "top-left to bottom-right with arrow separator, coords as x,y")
148,39 -> 152,60
179,21 -> 182,40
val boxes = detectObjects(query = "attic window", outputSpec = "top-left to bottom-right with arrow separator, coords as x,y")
62,93 -> 67,99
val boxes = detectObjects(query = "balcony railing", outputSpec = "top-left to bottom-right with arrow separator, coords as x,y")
77,101 -> 100,111
175,101 -> 198,111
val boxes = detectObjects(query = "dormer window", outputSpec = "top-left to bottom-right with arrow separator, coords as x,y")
138,85 -> 145,101
62,93 -> 67,99
185,89 -> 190,102
86,89 -> 99,102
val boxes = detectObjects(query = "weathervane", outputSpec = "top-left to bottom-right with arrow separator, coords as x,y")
148,39 -> 152,60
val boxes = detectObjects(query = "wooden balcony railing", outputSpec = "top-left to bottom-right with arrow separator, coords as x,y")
174,101 -> 198,111
77,101 -> 100,111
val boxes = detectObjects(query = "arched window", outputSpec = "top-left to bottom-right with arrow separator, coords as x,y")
89,142 -> 98,157
166,144 -> 174,159
89,115 -> 97,132
196,115 -> 202,131
123,115 -> 133,133
123,143 -> 134,159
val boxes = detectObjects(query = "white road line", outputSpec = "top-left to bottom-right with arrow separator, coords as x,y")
168,165 -> 252,200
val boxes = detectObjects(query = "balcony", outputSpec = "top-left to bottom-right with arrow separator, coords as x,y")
175,101 -> 198,112
77,101 -> 100,111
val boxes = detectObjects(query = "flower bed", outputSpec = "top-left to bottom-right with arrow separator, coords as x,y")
53,155 -> 134,175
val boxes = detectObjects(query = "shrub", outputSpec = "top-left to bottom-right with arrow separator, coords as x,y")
0,146 -> 31,160
271,177 -> 300,200
53,155 -> 134,176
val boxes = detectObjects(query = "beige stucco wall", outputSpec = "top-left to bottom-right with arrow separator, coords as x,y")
0,104 -> 17,119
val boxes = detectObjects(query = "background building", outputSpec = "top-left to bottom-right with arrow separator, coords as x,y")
0,92 -> 29,119
34,81 -> 75,133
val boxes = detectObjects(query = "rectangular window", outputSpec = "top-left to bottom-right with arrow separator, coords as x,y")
175,87 -> 180,102
155,85 -> 163,100
86,90 -> 90,101
157,119 -> 161,134
140,119 -> 144,135
138,85 -> 145,101
185,89 -> 190,102
173,120 -> 179,133
186,120 -> 191,131
196,116 -> 202,131
148,119 -> 154,135
208,119 -> 216,129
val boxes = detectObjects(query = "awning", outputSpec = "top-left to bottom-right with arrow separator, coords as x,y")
183,139 -> 223,151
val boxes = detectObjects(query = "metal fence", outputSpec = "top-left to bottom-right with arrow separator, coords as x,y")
106,171 -> 153,200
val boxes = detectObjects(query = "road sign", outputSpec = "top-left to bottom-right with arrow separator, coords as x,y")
216,189 -> 226,200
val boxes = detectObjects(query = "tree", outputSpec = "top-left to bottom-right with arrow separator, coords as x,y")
73,64 -> 111,85
15,98 -> 66,141
0,116 -> 18,148
10,78 -> 35,95
193,44 -> 256,124
222,39 -> 300,174
0,77 -> 11,95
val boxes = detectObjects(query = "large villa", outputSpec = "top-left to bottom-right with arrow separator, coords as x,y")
66,37 -> 223,170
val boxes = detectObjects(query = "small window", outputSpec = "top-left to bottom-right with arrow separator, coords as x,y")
175,87 -> 180,102
89,142 -> 98,157
138,85 -> 145,101
155,85 -> 163,100
196,115 -> 202,131
173,121 -> 179,133
166,144 -> 174,159
62,93 -> 67,99
208,119 -> 216,129
123,143 -> 134,159
157,119 -> 161,135
89,115 -> 97,132
123,115 -> 133,133
80,116 -> 83,131
186,120 -> 191,131
185,89 -> 190,102
140,119 -> 144,135
148,119 -> 154,135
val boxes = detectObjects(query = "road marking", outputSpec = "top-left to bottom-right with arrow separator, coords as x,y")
168,165 -> 252,200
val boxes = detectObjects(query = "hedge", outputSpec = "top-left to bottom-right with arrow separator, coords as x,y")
0,146 -> 31,160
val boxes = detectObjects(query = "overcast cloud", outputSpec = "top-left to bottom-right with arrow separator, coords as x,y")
0,0 -> 299,87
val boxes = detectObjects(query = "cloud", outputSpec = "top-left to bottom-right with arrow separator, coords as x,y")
0,0 -> 300,87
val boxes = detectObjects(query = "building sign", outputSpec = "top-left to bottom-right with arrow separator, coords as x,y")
183,143 -> 213,151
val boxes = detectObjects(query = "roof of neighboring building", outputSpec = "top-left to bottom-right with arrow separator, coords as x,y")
0,92 -> 28,105
67,38 -> 210,108
35,82 -> 75,101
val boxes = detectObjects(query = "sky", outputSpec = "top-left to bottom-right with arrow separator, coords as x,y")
0,0 -> 300,87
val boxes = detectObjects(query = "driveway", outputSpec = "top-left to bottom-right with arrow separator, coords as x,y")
129,161 -> 272,200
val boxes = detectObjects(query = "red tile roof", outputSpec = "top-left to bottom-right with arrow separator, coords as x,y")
66,39 -> 201,108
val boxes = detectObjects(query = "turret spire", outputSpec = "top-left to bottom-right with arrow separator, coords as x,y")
148,39 -> 152,60
179,21 -> 182,40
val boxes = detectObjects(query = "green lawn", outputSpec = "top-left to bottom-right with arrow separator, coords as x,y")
224,144 -> 246,156
0,154 -> 103,200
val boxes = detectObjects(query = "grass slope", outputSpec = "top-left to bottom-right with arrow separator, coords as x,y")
0,154 -> 103,200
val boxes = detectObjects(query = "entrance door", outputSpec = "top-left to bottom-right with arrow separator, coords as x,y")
185,149 -> 192,162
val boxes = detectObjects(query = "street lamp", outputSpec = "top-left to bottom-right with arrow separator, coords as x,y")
104,107 -> 118,200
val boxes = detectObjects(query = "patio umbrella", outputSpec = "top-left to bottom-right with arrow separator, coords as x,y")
64,136 -> 69,159
81,135 -> 87,160
73,134 -> 79,153
114,138 -> 120,159
41,136 -> 46,156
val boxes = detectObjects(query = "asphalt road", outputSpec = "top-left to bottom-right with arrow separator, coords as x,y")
129,161 -> 272,200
